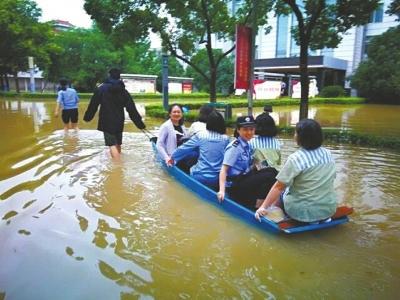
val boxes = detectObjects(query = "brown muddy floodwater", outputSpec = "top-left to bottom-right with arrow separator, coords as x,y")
0,99 -> 399,299
235,103 -> 400,137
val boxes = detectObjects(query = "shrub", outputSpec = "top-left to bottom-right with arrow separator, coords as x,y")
320,85 -> 346,98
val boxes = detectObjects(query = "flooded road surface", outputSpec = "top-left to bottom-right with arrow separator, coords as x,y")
234,103 -> 400,137
0,99 -> 399,299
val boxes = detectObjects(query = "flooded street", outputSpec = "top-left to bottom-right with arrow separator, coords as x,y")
235,103 -> 400,137
0,99 -> 399,299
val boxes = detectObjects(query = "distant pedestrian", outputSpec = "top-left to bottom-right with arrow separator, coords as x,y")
83,68 -> 146,160
54,79 -> 79,131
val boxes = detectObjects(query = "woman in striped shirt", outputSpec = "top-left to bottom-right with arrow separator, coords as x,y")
255,119 -> 337,223
249,113 -> 281,171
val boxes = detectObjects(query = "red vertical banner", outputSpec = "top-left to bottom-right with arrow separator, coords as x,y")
234,25 -> 252,89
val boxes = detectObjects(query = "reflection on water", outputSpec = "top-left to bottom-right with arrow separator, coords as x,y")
235,103 -> 400,137
0,99 -> 399,299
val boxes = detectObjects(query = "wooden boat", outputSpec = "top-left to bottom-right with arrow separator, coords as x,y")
151,141 -> 353,234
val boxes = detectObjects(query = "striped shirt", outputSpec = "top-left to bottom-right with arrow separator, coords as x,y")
249,136 -> 280,150
288,147 -> 334,172
249,136 -> 281,170
276,146 -> 337,222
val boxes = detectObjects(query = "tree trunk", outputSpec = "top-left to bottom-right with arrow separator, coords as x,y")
0,73 -> 4,91
299,41 -> 309,120
13,71 -> 20,93
209,66 -> 217,103
5,73 -> 10,92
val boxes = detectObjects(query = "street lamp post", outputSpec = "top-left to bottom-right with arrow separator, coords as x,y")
28,56 -> 35,93
247,0 -> 258,116
162,54 -> 169,111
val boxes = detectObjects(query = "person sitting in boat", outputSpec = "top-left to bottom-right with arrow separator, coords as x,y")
187,104 -> 215,137
168,111 -> 230,189
249,113 -> 281,171
156,103 -> 188,166
217,116 -> 278,210
255,119 -> 337,223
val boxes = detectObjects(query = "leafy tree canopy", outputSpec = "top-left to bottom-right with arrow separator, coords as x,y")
276,0 -> 379,50
351,26 -> 400,104
274,0 -> 379,119
47,27 -> 184,92
185,49 -> 233,94
0,0 -> 57,79
84,0 -> 274,101
386,0 -> 400,21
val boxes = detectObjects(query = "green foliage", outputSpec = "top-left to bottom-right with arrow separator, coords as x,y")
320,85 -> 346,98
275,0 -> 379,119
276,0 -> 379,50
0,0 -> 57,86
46,27 -> 119,91
185,49 -> 234,94
351,26 -> 400,104
83,0 -> 274,101
46,27 -> 184,92
386,0 -> 400,21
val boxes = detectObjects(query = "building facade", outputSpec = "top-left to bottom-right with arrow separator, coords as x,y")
218,0 -> 398,95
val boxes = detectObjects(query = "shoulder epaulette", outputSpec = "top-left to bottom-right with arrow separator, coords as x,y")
232,139 -> 240,147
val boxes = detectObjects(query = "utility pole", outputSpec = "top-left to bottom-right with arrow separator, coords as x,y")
28,56 -> 35,93
162,54 -> 169,111
247,0 -> 257,116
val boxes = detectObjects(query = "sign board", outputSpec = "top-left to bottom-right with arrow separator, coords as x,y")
291,79 -> 319,98
122,79 -> 156,93
182,82 -> 192,94
254,81 -> 282,99
234,25 -> 252,89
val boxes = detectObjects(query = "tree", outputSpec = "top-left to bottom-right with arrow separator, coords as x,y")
276,0 -> 379,119
83,0 -> 273,102
45,28 -> 119,91
186,49 -> 233,94
0,0 -> 57,92
387,0 -> 400,20
47,27 -> 183,92
351,26 -> 400,104
120,44 -> 184,92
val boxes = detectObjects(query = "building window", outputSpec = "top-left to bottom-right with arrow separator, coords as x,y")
369,3 -> 384,23
363,36 -> 373,58
276,15 -> 289,57
290,14 -> 300,57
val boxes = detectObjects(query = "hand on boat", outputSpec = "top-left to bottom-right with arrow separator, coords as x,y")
255,207 -> 268,222
217,191 -> 224,202
166,158 -> 174,167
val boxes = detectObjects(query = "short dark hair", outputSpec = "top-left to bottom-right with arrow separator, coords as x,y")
295,118 -> 323,150
59,78 -> 68,86
168,103 -> 184,125
206,111 -> 226,134
59,78 -> 68,91
197,105 -> 215,123
255,113 -> 277,137
109,68 -> 121,80
263,105 -> 273,113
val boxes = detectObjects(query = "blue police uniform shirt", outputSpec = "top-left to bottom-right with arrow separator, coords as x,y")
223,136 -> 252,178
57,87 -> 79,110
172,130 -> 230,186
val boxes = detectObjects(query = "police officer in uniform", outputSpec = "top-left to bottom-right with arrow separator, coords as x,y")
217,115 -> 278,210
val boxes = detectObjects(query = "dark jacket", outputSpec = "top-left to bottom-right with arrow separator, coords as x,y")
83,78 -> 145,134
